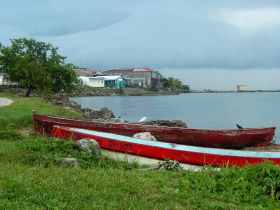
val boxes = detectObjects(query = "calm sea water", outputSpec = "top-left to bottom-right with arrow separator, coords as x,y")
71,92 -> 280,142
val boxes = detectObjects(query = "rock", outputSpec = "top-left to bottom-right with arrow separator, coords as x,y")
110,118 -> 126,123
81,107 -> 92,113
77,138 -> 102,159
81,107 -> 93,118
140,120 -> 187,128
99,107 -> 115,119
69,100 -> 81,110
169,120 -> 188,128
83,107 -> 115,120
133,132 -> 157,141
43,96 -> 116,120
43,96 -> 81,111
155,160 -> 183,171
57,158 -> 80,168
18,127 -> 34,137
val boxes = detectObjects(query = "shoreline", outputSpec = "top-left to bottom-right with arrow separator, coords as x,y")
70,92 -> 179,97
2,86 -> 280,98
189,90 -> 280,94
70,90 -> 280,98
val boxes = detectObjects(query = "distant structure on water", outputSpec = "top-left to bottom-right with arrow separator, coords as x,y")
236,85 -> 247,92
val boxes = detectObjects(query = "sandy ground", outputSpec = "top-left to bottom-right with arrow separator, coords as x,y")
242,144 -> 280,152
102,149 -> 204,171
0,97 -> 14,107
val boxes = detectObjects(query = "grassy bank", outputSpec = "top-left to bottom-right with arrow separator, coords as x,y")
0,93 -> 280,209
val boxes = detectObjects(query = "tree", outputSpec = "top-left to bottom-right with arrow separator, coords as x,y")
160,77 -> 171,92
160,77 -> 190,92
0,38 -> 78,96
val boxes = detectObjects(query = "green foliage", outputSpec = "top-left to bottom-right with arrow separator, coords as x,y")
181,84 -> 190,91
186,163 -> 280,204
160,77 -> 190,92
0,94 -> 82,131
160,77 -> 171,91
7,136 -> 139,170
0,130 -> 22,141
114,87 -> 124,95
0,92 -> 280,209
0,38 -> 78,96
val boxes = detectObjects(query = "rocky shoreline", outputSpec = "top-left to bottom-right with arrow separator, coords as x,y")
44,96 -> 187,127
1,86 -> 180,97
44,96 -> 116,120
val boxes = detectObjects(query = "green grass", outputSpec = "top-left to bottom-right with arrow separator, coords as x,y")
0,94 -> 82,140
0,92 -> 280,209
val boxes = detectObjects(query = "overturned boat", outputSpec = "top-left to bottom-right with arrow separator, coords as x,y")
33,113 -> 276,149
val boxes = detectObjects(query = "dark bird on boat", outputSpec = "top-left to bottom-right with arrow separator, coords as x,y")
236,124 -> 243,130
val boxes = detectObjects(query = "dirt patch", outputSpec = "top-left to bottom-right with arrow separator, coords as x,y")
0,97 -> 14,107
242,144 -> 280,152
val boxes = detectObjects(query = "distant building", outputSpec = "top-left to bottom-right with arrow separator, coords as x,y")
104,68 -> 162,88
236,85 -> 247,92
102,76 -> 124,88
79,76 -> 105,87
0,71 -> 18,86
78,76 -> 124,88
0,72 -> 3,85
74,68 -> 103,77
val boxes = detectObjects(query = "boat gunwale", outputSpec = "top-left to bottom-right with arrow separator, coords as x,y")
34,113 -> 276,134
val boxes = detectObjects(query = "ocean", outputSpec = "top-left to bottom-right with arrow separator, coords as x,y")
71,92 -> 280,142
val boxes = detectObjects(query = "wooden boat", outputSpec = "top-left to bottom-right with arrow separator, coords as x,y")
33,113 -> 276,149
52,125 -> 280,167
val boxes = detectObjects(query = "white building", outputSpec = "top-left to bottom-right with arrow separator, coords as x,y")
79,76 -> 105,87
0,72 -> 18,86
0,73 -> 3,85
78,75 -> 124,88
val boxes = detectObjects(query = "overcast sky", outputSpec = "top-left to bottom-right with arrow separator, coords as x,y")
1,0 -> 280,90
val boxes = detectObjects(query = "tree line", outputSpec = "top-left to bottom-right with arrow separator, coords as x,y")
0,38 -> 77,96
0,38 -> 190,96
160,77 -> 190,92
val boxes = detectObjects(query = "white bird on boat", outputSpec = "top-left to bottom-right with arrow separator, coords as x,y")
138,116 -> 148,123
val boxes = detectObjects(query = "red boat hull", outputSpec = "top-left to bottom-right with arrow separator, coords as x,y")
52,126 -> 280,167
33,113 -> 276,149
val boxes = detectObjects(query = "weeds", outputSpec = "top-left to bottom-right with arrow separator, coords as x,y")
0,93 -> 280,209
183,162 -> 280,206
2,136 -> 141,170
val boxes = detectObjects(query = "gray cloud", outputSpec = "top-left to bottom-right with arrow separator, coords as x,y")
160,68 -> 280,90
1,0 -> 280,69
